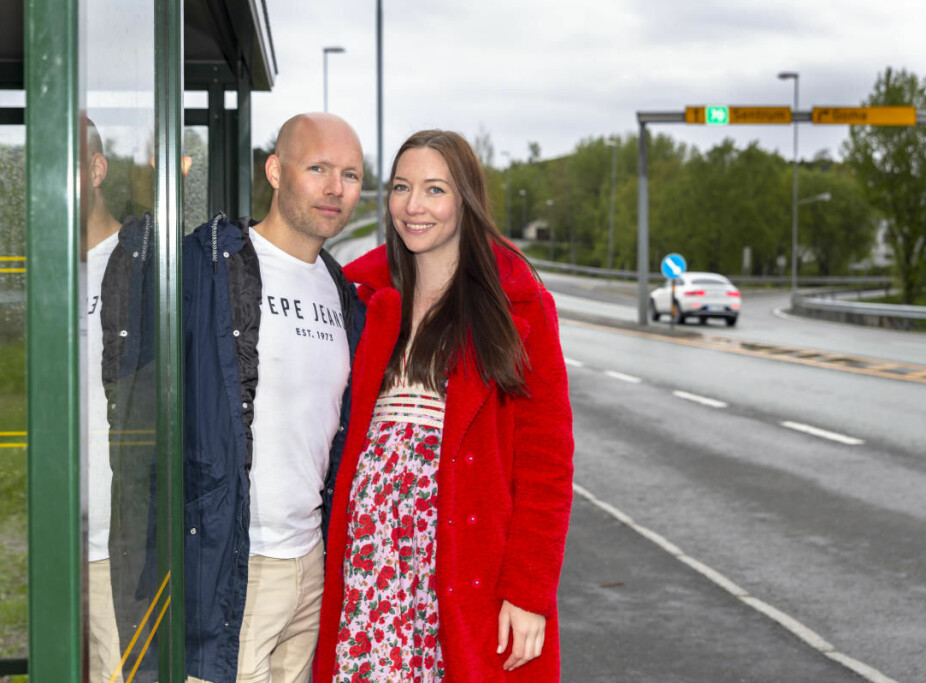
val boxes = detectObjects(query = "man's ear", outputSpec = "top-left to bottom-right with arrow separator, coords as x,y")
266,154 -> 281,190
90,152 -> 108,189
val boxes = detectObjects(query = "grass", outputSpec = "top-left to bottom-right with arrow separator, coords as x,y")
0,341 -> 27,662
350,221 -> 378,239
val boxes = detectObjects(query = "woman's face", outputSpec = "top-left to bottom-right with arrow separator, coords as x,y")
389,147 -> 462,266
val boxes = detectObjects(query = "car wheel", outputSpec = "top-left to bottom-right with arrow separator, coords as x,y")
699,316 -> 708,325
673,300 -> 685,325
650,299 -> 660,322
726,316 -> 738,327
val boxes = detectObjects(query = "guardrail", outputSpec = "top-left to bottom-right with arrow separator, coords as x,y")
791,289 -> 926,330
527,258 -> 894,288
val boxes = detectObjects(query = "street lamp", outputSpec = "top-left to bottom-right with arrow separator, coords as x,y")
778,70 -> 799,291
518,188 -> 527,232
323,46 -> 346,112
501,151 -> 511,237
798,192 -> 831,206
606,140 -> 618,270
546,199 -> 555,261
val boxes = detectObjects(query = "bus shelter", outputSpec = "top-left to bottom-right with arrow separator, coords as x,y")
0,0 -> 276,680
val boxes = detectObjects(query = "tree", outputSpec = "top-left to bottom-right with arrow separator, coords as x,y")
842,67 -> 926,303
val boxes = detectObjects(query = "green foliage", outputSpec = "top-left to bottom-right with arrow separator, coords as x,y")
842,67 -> 926,303
486,128 -> 877,278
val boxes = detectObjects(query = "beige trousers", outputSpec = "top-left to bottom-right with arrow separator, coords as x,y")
88,558 -> 126,683
189,542 -> 325,683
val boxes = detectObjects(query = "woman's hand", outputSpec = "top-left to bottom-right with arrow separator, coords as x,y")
497,599 -> 546,671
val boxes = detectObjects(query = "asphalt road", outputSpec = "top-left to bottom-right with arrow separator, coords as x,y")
328,244 -> 925,681
557,296 -> 926,682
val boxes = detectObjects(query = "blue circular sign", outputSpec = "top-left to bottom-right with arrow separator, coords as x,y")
660,253 -> 687,279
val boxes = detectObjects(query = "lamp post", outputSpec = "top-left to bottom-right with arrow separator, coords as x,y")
518,188 -> 527,233
778,70 -> 799,291
323,46 -> 346,112
606,140 -> 618,270
546,199 -> 555,261
501,151 -> 511,237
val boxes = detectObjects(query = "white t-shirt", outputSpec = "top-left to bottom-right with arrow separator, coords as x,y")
85,231 -> 120,562
248,229 -> 350,558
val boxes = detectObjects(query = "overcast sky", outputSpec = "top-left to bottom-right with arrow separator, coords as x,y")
256,0 -> 925,170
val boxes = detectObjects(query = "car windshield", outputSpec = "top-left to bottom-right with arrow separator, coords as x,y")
690,277 -> 730,286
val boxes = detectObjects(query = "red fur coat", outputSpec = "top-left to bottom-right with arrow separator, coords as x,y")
315,245 -> 574,682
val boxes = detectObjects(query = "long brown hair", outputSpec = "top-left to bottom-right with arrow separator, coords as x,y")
383,130 -> 536,396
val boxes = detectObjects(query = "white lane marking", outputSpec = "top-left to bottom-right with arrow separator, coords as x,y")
605,370 -> 642,384
781,421 -> 864,446
672,390 -> 728,409
564,358 -> 585,367
572,482 -> 900,683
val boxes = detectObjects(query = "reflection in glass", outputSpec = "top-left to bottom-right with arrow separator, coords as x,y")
0,123 -> 27,662
183,126 -> 208,233
83,0 -> 159,680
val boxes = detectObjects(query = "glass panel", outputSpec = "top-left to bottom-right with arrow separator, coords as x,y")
83,0 -> 159,679
0,122 -> 27,662
183,125 -> 208,233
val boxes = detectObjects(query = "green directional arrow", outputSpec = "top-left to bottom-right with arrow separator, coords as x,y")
706,105 -> 729,125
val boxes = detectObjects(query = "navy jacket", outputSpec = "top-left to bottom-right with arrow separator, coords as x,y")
182,215 -> 365,683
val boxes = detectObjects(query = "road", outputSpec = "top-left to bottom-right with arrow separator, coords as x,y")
329,243 -> 926,681
551,273 -> 926,682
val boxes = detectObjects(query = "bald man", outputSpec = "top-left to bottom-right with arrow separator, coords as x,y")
182,113 -> 367,683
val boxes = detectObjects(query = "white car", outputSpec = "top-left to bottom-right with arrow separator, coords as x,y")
649,272 -> 741,326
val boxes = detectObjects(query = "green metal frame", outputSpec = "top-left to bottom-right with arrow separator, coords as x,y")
155,0 -> 186,678
25,0 -> 83,680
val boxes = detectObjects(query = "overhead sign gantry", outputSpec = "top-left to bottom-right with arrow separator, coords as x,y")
633,104 -> 925,326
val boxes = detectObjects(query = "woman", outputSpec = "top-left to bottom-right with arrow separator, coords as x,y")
316,130 -> 574,682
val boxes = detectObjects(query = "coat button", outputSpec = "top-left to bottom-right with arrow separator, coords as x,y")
132,251 -> 139,258
446,585 -> 453,594
472,578 -> 481,588
327,488 -> 334,495
242,402 -> 248,409
223,251 -> 230,258
467,515 -> 477,524
466,454 -> 474,464
233,329 -> 240,337
338,425 -> 345,432
447,519 -> 453,525
119,330 -> 128,337
190,527 -> 197,535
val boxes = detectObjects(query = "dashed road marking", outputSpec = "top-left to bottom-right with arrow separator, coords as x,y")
572,482 -> 900,683
672,390 -> 728,409
605,370 -> 642,384
564,357 -> 585,367
781,421 -> 864,446
561,318 -> 926,385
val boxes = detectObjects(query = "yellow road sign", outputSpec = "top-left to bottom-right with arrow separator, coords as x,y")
686,106 -> 791,124
685,107 -> 706,124
729,107 -> 791,124
812,107 -> 916,126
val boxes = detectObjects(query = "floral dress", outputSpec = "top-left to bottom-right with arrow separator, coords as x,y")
334,378 -> 447,683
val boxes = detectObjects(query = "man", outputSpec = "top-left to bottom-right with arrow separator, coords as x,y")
80,117 -> 129,683
183,113 -> 367,683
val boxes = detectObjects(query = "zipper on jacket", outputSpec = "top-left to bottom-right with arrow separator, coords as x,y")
210,211 -> 227,274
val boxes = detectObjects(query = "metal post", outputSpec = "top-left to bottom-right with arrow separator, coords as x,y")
501,151 -> 511,237
637,122 -> 649,325
375,1 -> 385,245
779,71 -> 800,291
322,46 -> 345,114
791,78 -> 799,292
26,0 -> 83,678
547,199 -> 555,261
154,0 -> 186,678
237,61 -> 252,218
607,140 -> 617,270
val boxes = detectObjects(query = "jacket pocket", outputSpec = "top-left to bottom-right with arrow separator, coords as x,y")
184,482 -> 232,665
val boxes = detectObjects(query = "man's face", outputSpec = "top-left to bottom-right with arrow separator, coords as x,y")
273,121 -> 363,242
